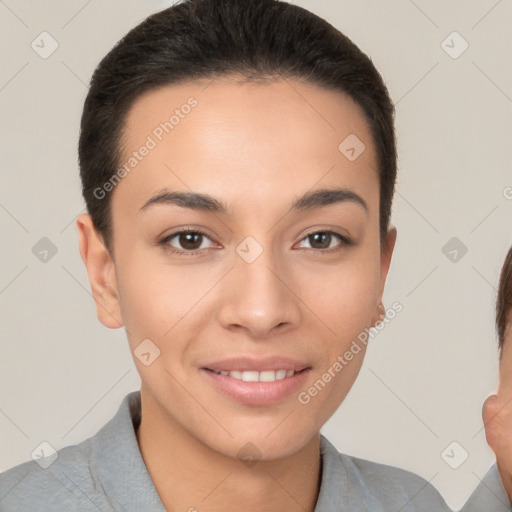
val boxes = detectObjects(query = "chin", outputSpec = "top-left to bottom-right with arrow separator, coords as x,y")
202,426 -> 316,462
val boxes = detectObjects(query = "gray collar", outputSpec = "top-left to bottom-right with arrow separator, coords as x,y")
89,390 -> 342,511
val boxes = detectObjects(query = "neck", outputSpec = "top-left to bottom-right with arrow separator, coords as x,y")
135,388 -> 322,512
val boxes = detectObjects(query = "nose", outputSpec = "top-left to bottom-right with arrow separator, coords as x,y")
217,247 -> 302,339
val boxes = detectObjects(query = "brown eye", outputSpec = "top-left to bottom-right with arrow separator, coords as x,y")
160,228 -> 215,254
297,230 -> 350,252
177,232 -> 203,251
308,232 -> 332,250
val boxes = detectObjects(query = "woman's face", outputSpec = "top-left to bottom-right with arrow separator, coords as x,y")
99,76 -> 395,459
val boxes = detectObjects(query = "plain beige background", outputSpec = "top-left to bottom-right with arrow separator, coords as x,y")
1,0 -> 511,509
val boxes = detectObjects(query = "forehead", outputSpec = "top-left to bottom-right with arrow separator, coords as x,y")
115,77 -> 379,214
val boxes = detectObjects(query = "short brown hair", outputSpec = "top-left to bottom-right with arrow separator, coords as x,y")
497,246 -> 512,353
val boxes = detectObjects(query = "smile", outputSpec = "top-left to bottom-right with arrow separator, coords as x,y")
209,369 -> 298,382
201,367 -> 311,405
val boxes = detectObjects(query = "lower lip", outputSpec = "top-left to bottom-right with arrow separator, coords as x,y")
200,368 -> 311,405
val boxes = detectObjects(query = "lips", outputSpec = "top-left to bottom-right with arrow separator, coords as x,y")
200,356 -> 312,405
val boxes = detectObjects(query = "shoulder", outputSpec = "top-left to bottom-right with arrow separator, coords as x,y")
0,391 -> 143,512
461,463 -> 511,512
0,438 -> 107,512
319,435 -> 450,511
342,452 -> 443,498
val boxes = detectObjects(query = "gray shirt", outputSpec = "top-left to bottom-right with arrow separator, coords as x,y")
0,390 -> 450,511
461,464 -> 511,512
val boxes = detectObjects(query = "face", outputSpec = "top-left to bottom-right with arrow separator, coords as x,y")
78,76 -> 395,461
484,324 -> 512,499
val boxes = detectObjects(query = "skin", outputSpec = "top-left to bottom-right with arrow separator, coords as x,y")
77,75 -> 396,512
483,323 -> 512,501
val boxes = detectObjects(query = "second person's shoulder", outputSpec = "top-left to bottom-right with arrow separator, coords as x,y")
318,435 -> 451,511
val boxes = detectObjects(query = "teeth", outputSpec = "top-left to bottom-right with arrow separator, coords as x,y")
241,371 -> 260,382
213,369 -> 299,382
276,369 -> 287,380
259,370 -> 277,382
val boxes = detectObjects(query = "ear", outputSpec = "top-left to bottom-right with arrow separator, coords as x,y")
76,213 -> 124,329
483,394 -> 501,454
371,226 -> 397,325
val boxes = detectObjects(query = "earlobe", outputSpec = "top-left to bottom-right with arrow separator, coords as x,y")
76,214 -> 124,329
370,302 -> 386,328
483,394 -> 501,454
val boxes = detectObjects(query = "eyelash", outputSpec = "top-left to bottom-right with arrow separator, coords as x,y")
158,227 -> 352,256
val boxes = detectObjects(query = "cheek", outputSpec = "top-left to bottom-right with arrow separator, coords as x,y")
500,428 -> 512,462
115,255 -> 176,341
494,407 -> 512,473
297,256 -> 379,398
115,252 -> 222,355
310,255 -> 381,332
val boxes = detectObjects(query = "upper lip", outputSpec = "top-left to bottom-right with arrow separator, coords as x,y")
202,356 -> 311,372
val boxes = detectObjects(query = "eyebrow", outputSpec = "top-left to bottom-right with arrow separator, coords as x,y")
139,187 -> 368,215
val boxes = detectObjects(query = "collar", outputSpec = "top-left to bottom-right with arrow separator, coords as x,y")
90,391 -> 166,511
90,390 -> 341,511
